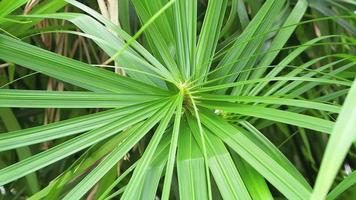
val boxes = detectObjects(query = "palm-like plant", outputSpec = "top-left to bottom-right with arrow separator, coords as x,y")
0,0 -> 355,199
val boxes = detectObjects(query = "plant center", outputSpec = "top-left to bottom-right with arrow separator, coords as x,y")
177,82 -> 193,108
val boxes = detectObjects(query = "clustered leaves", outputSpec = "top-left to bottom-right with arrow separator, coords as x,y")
0,0 -> 355,199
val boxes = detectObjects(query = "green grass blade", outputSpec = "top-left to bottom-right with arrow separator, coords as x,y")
0,108 -> 40,194
198,94 -> 340,113
0,89 -> 165,108
220,0 -> 239,36
173,0 -> 196,79
196,76 -> 352,93
238,120 -> 311,188
311,79 -> 356,199
0,34 -> 168,94
188,96 -> 213,199
161,94 -> 183,200
248,0 -> 308,88
200,101 -> 335,134
327,170 -> 356,200
231,153 -> 273,200
63,0 -> 175,82
200,109 -> 312,199
23,12 -> 170,86
29,124 -> 139,200
0,100 -> 164,152
177,118 -> 208,200
63,102 -> 172,200
121,96 -> 179,200
2,0 -> 67,35
130,0 -> 181,80
97,162 -> 138,200
211,0 -> 285,87
194,0 -> 227,82
140,136 -> 170,200
310,1 -> 356,34
267,58 -> 353,97
249,35 -> 339,96
281,61 -> 356,98
0,0 -> 27,17
187,116 -> 252,200
0,100 -> 166,185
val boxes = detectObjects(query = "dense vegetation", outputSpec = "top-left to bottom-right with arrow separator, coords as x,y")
0,0 -> 355,199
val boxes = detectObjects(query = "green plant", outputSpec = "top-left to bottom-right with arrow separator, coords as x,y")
0,0 -> 355,199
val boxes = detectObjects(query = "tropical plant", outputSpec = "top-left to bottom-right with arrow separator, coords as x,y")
0,0 -> 355,199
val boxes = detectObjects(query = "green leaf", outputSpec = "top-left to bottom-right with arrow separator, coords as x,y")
0,0 -> 27,17
327,170 -> 356,200
161,94 -> 183,199
231,152 -> 273,200
130,0 -> 181,80
0,89 -> 165,108
0,108 -> 40,194
121,96 -> 179,200
268,57 -> 354,97
97,162 -> 138,200
63,102 -> 172,200
187,116 -> 252,200
311,79 -> 356,199
140,135 -> 170,200
248,0 -> 308,88
0,34 -> 168,94
310,1 -> 356,34
197,76 -> 352,93
249,35 -> 341,96
173,0 -> 197,79
238,120 -> 311,188
198,94 -> 340,113
54,0 -> 175,82
0,100 -> 164,152
200,109 -> 312,199
29,124 -> 139,200
283,61 -> 356,98
23,11 -> 173,85
194,0 -> 227,82
177,118 -> 208,200
210,0 -> 286,87
0,100 -> 167,185
200,101 -> 335,134
2,0 -> 67,36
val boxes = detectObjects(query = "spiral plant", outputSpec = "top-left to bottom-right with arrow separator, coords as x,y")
0,0 -> 355,199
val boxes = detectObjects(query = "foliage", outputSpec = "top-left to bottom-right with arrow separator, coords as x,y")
0,0 -> 355,199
